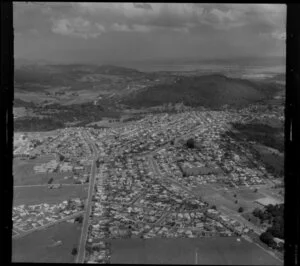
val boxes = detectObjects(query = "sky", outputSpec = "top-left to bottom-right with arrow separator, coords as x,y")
14,3 -> 286,64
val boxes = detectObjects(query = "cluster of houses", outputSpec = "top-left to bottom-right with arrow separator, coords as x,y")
13,198 -> 85,233
14,128 -> 94,184
82,107 -> 284,263
13,103 -> 283,262
33,160 -> 74,174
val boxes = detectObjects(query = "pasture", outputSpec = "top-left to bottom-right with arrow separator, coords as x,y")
235,188 -> 265,201
253,144 -> 284,177
109,237 -> 282,265
14,158 -> 75,186
12,221 -> 82,263
13,184 -> 88,206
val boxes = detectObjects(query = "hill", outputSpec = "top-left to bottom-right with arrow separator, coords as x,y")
95,65 -> 142,76
14,64 -> 144,91
122,74 -> 271,108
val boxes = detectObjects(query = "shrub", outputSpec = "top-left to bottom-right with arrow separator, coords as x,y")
186,138 -> 195,149
71,247 -> 78,255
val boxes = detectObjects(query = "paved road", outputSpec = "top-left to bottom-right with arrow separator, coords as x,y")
76,130 -> 98,263
13,211 -> 85,239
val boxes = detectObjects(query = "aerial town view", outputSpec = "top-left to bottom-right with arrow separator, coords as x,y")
12,3 -> 285,265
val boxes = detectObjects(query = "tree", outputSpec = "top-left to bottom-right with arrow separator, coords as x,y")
260,232 -> 275,246
211,205 -> 217,210
186,138 -> 195,149
234,194 -> 237,198
71,247 -> 78,255
48,177 -> 53,184
75,215 -> 83,224
96,159 -> 100,168
59,154 -> 65,162
238,207 -> 244,213
253,208 -> 261,217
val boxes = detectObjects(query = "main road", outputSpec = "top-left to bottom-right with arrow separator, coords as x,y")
76,130 -> 98,263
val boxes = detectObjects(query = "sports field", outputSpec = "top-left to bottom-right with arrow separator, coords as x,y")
12,221 -> 82,263
109,237 -> 282,265
13,184 -> 88,206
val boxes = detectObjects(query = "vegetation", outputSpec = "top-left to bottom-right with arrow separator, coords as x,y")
71,247 -> 78,256
58,154 -> 65,162
122,75 -> 270,109
254,204 -> 284,249
238,207 -> 244,213
122,116 -> 143,123
231,122 -> 284,153
75,215 -> 83,224
14,101 -> 121,132
14,117 -> 65,132
186,138 -> 195,149
260,232 -> 276,246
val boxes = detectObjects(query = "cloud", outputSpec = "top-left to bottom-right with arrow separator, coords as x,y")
51,17 -> 105,39
14,3 -> 286,40
110,23 -> 131,32
74,3 -> 203,30
72,3 -> 285,34
260,30 -> 286,41
133,3 -> 153,10
272,31 -> 286,40
110,22 -> 190,34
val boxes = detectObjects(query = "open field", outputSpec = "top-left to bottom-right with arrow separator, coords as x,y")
12,221 -> 82,263
253,144 -> 284,177
258,187 -> 284,202
200,187 -> 259,213
14,158 -> 77,186
13,184 -> 88,206
242,212 -> 263,228
192,184 -> 218,197
109,237 -> 282,265
234,188 -> 265,201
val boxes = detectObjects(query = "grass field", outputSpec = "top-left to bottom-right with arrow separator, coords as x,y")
12,221 -> 82,263
242,212 -> 263,228
253,144 -> 283,177
109,237 -> 282,265
202,189 -> 255,213
13,184 -> 88,206
14,158 -> 75,186
235,188 -> 265,201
